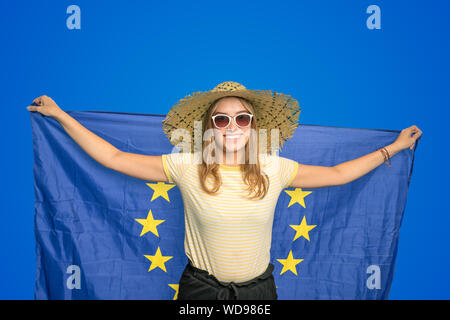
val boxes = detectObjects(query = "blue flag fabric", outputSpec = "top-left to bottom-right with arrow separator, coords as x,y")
30,110 -> 418,300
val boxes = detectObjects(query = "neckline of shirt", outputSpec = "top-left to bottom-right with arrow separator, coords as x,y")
218,164 -> 242,171
217,153 -> 270,171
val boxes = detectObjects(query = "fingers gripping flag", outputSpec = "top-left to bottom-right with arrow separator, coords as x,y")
30,111 -> 419,299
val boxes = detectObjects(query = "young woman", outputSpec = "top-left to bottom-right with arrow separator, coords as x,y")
27,81 -> 422,300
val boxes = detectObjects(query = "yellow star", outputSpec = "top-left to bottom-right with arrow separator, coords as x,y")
276,250 -> 304,276
135,209 -> 165,237
290,216 -> 317,241
144,247 -> 173,272
168,284 -> 179,300
146,182 -> 176,202
284,188 -> 312,208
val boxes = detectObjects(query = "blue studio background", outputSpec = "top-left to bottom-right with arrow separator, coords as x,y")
1,0 -> 449,299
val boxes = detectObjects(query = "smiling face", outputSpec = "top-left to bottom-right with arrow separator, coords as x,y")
211,96 -> 253,160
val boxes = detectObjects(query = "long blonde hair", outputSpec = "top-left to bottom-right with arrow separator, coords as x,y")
198,96 -> 269,200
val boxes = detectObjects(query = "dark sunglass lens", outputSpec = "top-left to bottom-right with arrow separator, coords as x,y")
214,115 -> 229,128
236,114 -> 251,127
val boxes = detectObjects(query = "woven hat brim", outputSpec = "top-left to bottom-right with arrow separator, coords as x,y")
162,88 -> 301,153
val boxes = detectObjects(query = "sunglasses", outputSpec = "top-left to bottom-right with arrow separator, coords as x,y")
211,113 -> 254,129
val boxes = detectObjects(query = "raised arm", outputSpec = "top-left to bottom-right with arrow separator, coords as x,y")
289,125 -> 423,189
27,95 -> 168,183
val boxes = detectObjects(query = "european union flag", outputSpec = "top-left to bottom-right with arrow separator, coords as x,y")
30,110 -> 418,300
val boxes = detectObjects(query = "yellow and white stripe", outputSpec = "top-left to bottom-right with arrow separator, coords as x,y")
161,152 -> 298,282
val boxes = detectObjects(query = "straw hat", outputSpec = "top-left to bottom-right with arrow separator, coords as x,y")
161,81 -> 301,153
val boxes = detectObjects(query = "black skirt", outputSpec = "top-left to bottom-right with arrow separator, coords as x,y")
177,260 -> 278,300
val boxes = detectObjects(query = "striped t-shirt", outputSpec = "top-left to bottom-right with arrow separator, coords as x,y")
161,152 -> 299,282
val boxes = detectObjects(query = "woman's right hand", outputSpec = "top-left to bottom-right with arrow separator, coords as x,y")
27,95 -> 64,118
26,94 -> 168,182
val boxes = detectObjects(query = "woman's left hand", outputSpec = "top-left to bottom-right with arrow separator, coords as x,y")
393,125 -> 423,151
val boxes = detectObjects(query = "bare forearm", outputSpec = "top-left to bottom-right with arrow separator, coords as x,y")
53,111 -> 119,168
333,143 -> 402,184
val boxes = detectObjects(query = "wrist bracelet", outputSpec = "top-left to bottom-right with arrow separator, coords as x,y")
377,147 -> 391,167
